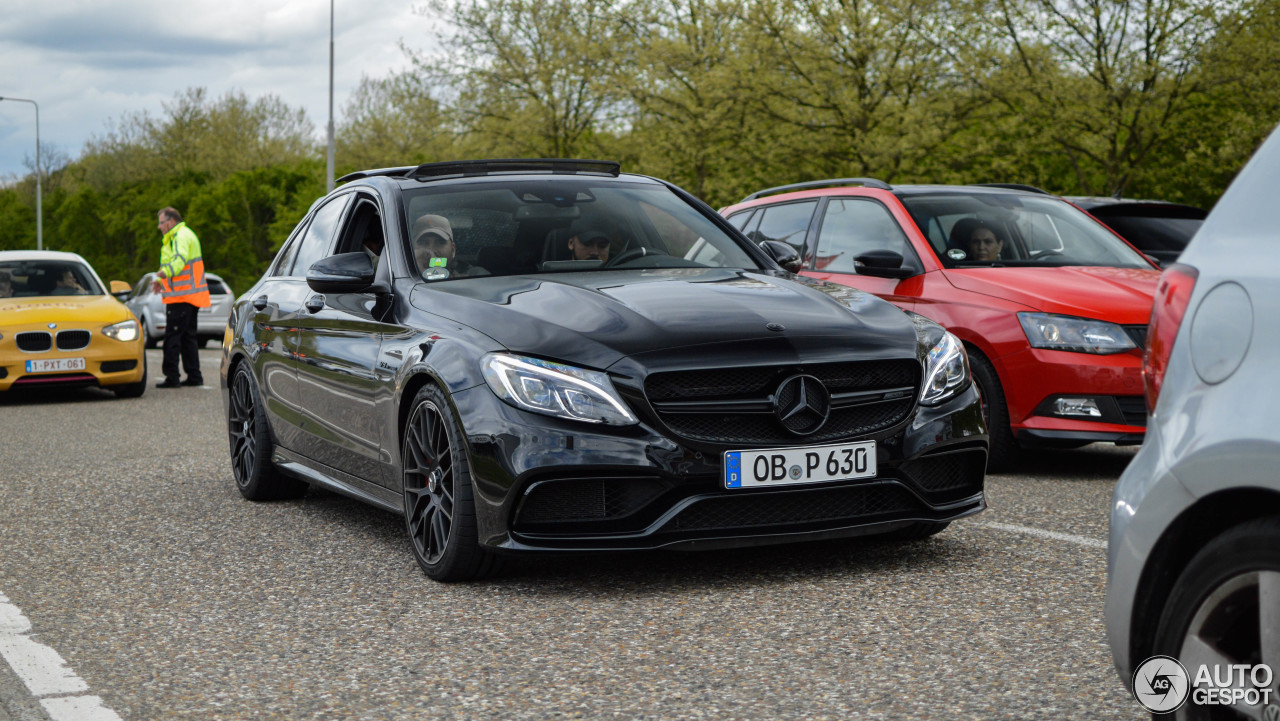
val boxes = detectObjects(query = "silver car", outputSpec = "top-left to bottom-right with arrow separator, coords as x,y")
124,272 -> 234,348
1106,125 -> 1280,718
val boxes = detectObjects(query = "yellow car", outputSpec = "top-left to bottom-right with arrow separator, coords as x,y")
0,250 -> 147,397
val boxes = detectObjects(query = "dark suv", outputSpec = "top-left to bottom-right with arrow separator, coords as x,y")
1066,197 -> 1207,266
221,160 -> 987,581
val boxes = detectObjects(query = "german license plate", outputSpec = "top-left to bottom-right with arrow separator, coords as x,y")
25,357 -> 86,373
725,440 -> 876,489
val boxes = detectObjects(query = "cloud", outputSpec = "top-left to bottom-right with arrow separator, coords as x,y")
0,0 -> 441,179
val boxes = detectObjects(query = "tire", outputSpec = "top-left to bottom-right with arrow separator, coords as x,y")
141,315 -> 157,348
968,350 -> 1019,472
1149,517 -> 1280,720
228,363 -> 307,501
198,337 -> 210,348
879,521 -> 951,542
112,354 -> 148,398
402,384 -> 501,582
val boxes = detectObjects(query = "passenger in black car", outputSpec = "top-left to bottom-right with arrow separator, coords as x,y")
567,229 -> 612,262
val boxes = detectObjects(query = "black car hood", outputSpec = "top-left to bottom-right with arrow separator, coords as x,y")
409,268 -> 919,370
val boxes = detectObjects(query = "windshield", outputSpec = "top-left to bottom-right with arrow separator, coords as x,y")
898,193 -> 1152,269
400,180 -> 759,281
0,260 -> 104,298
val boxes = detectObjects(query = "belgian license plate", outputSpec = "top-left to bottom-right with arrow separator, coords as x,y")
25,357 -> 86,373
725,440 -> 876,489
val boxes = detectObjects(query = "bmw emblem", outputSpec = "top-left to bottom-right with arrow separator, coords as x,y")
766,322 -> 785,332
47,323 -> 57,329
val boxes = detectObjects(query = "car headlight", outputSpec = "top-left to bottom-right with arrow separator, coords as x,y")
102,319 -> 139,342
921,330 -> 970,405
481,354 -> 638,425
1018,312 -> 1136,354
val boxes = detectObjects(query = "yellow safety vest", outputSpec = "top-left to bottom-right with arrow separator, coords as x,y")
158,222 -> 211,308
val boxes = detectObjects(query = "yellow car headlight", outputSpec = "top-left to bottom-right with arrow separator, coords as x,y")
102,319 -> 139,342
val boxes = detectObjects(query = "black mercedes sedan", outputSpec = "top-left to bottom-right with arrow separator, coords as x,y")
220,159 -> 988,581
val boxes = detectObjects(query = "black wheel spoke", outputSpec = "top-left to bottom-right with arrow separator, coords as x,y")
432,414 -> 448,457
403,400 -> 456,568
430,510 -> 447,557
229,374 -> 256,484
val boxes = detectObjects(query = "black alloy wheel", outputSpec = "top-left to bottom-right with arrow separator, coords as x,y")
228,364 -> 306,500
967,350 -> 1018,472
1153,517 -> 1280,720
402,384 -> 498,581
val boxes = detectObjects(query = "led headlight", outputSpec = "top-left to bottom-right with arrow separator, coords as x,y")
1018,312 -> 1136,354
921,330 -> 970,405
481,354 -> 638,425
102,319 -> 139,342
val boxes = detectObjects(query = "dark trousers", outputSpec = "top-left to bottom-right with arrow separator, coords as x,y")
162,302 -> 203,383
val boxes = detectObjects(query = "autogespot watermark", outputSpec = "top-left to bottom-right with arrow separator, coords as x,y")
1132,655 -> 1276,715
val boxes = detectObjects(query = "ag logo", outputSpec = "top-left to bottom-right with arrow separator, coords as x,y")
1132,655 -> 1190,713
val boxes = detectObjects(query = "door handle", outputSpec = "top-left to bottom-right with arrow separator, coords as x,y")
305,295 -> 325,313
252,294 -> 268,310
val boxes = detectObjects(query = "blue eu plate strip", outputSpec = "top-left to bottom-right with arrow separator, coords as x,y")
724,452 -> 742,488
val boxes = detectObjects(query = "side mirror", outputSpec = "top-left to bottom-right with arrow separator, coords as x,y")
759,240 -> 803,272
307,252 -> 378,293
854,250 -> 916,279
109,280 -> 132,301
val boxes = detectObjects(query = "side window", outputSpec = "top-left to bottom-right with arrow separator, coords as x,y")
289,195 -> 352,277
132,276 -> 150,298
726,209 -> 754,230
271,222 -> 308,277
208,278 -> 229,295
815,199 -> 918,274
749,201 -> 817,262
336,195 -> 384,257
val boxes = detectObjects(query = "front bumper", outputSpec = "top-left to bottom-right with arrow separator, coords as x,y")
454,382 -> 988,552
999,346 -> 1146,444
0,328 -> 145,391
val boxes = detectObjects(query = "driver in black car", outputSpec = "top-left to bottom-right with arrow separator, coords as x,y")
411,214 -> 487,277
567,229 -> 612,262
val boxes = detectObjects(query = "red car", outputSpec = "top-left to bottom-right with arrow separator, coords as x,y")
720,180 -> 1160,470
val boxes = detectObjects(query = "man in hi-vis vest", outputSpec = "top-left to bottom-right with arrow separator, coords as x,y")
152,207 -> 210,388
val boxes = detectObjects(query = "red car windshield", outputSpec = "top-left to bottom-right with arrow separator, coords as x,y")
898,192 -> 1152,269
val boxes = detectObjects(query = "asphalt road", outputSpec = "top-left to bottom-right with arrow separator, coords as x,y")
0,347 -> 1146,720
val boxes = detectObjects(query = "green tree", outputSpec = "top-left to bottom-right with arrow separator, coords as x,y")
81,88 -> 315,189
744,0 -> 975,184
961,0 -> 1230,195
337,71 -> 457,171
1136,0 -> 1280,205
615,0 -> 780,205
415,0 -> 627,158
187,163 -> 325,292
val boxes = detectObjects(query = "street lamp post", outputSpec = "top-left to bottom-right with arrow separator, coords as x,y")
326,0 -> 335,192
0,96 -> 41,250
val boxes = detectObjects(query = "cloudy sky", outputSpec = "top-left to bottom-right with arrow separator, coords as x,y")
0,0 -> 442,180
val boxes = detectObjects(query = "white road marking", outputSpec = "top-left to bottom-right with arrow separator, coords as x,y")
0,591 -> 123,721
979,522 -> 1107,549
